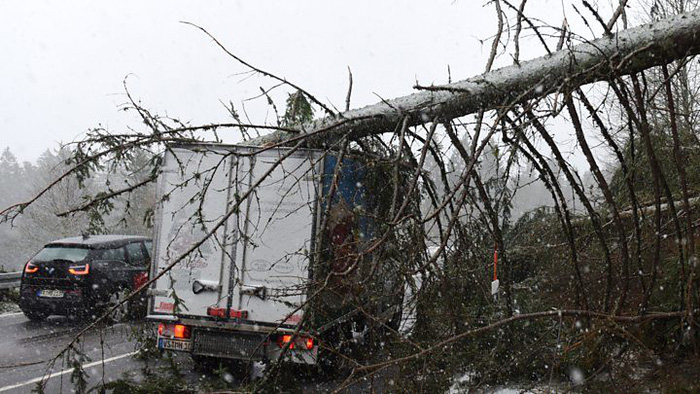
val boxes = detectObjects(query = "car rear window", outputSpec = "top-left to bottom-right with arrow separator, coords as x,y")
126,242 -> 147,265
144,240 -> 153,258
33,246 -> 90,262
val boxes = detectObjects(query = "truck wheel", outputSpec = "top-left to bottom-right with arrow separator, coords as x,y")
318,323 -> 355,379
229,360 -> 253,383
319,349 -> 352,379
23,310 -> 48,322
191,355 -> 251,382
192,355 -> 220,373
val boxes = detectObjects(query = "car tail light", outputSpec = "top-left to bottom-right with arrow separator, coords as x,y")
132,272 -> 148,289
24,262 -> 38,274
277,334 -> 315,350
68,263 -> 90,275
158,323 -> 191,339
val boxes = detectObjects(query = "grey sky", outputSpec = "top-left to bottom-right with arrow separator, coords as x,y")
1,1 -> 596,163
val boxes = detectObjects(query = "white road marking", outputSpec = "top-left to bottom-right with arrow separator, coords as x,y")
0,312 -> 24,319
0,351 -> 138,392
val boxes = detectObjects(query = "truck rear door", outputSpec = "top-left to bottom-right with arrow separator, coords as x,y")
232,149 -> 322,327
149,146 -> 240,318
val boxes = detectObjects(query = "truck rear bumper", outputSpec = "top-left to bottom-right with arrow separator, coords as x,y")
156,325 -> 318,364
192,329 -> 267,360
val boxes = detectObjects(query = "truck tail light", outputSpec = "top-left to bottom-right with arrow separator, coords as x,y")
278,334 -> 295,349
24,262 -> 38,274
158,323 -> 191,339
68,263 -> 90,275
277,334 -> 315,350
174,324 -> 191,339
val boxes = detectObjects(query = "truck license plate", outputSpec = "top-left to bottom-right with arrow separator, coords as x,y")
159,338 -> 192,351
38,289 -> 64,298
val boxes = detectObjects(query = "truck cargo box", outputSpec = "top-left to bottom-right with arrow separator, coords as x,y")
147,143 -> 398,364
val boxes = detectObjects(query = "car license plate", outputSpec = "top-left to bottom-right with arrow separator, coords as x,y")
159,338 -> 192,351
38,289 -> 64,298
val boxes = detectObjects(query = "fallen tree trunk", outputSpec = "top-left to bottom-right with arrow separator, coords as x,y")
253,9 -> 700,145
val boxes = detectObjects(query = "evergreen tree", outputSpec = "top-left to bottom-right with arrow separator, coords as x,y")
0,147 -> 24,208
0,147 -> 32,270
281,90 -> 314,127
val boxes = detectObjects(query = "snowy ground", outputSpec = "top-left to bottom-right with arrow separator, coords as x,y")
448,373 -> 561,394
0,302 -> 20,315
0,288 -> 21,322
449,382 -> 553,394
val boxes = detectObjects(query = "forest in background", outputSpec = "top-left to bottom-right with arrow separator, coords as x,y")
0,146 -> 155,272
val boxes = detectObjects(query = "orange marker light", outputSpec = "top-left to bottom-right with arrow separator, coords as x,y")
276,334 -> 314,350
173,324 -> 191,339
278,334 -> 294,349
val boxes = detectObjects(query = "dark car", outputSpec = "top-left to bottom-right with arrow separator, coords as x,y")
19,235 -> 152,321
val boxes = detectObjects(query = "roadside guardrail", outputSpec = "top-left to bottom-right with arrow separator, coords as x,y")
0,272 -> 21,290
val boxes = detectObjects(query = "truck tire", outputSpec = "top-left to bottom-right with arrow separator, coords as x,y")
191,354 -> 220,373
192,355 -> 252,382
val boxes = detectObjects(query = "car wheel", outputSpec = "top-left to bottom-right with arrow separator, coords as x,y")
106,290 -> 130,323
24,310 -> 49,322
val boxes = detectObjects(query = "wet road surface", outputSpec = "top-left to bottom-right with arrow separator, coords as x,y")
0,312 -> 148,393
0,312 -> 394,393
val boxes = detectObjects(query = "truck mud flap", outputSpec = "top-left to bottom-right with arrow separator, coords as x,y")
192,329 -> 266,361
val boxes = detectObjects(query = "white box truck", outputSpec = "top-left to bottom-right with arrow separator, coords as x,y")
147,143 -> 405,365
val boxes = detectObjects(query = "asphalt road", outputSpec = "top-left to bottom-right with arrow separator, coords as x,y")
0,312 -> 152,393
0,311 -> 394,393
